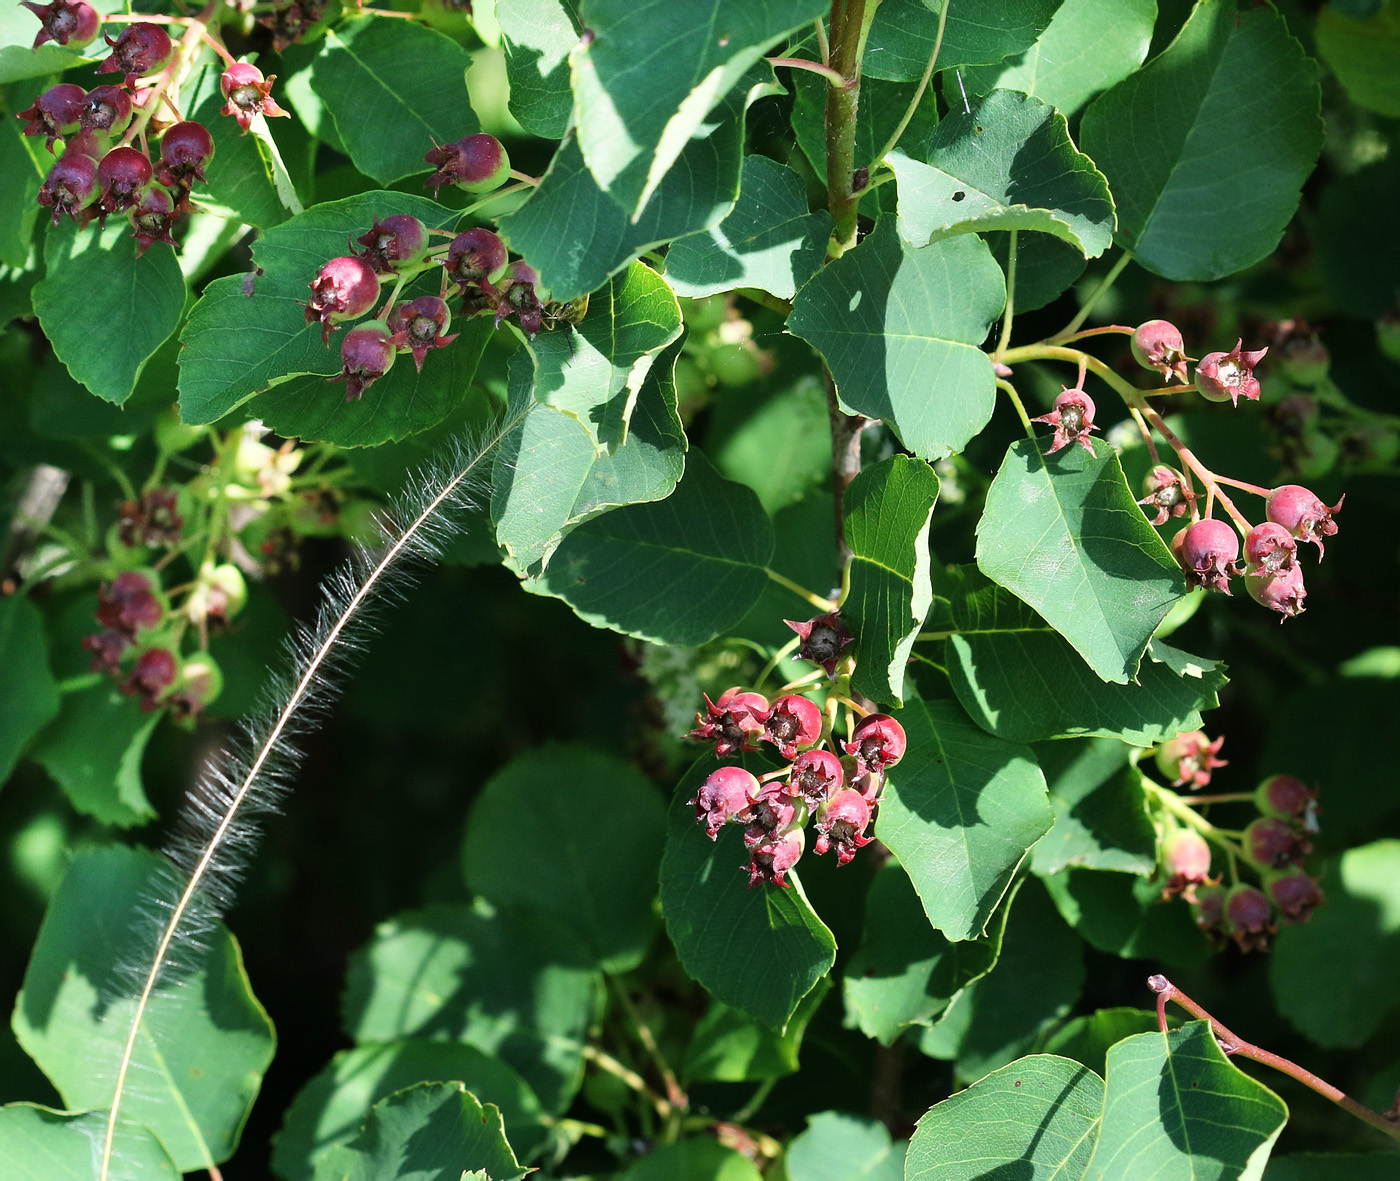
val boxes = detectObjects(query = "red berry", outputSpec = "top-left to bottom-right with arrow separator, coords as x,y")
495,260 -> 544,337
97,146 -> 154,218
1243,521 -> 1297,577
445,227 -> 507,291
813,787 -> 873,865
687,688 -> 770,757
1266,867 -> 1324,924
1191,882 -> 1227,943
688,765 -> 758,839
746,828 -> 804,889
387,295 -> 457,372
38,144 -> 101,226
762,694 -> 823,760
1223,884 -> 1275,952
81,628 -> 130,673
121,646 -> 179,710
97,22 -> 173,83
355,215 -> 428,275
128,183 -> 179,255
1245,565 -> 1306,621
1243,816 -> 1310,870
157,121 -> 215,187
1031,387 -> 1099,454
845,713 -> 907,779
80,85 -> 134,135
423,133 -> 511,196
17,83 -> 87,151
20,0 -> 99,49
788,749 -> 843,807
219,62 -> 289,133
1255,775 -> 1319,827
784,611 -> 853,676
1265,484 -> 1343,558
1137,464 -> 1195,526
332,318 -> 401,401
1131,319 -> 1191,384
743,782 -> 801,851
304,256 -> 382,343
1195,339 -> 1268,406
1177,518 -> 1240,595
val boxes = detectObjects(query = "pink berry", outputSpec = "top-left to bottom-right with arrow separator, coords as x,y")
17,83 -> 87,151
788,749 -> 843,807
1162,828 -> 1212,888
219,62 -> 289,133
687,688 -> 770,757
1265,484 -> 1343,558
20,0 -> 99,49
332,318 -> 401,401
387,295 -> 457,372
813,787 -> 873,865
304,256 -> 382,343
1244,564 -> 1306,621
1195,339 -> 1268,406
355,215 -> 428,275
1031,387 -> 1098,454
743,782 -> 801,850
762,694 -> 823,759
746,828 -> 804,889
784,611 -> 853,676
845,713 -> 907,779
1154,730 -> 1226,790
688,765 -> 759,839
1131,319 -> 1191,384
1176,518 -> 1240,595
423,133 -> 511,196
1137,464 -> 1194,526
1243,521 -> 1297,577
97,22 -> 173,83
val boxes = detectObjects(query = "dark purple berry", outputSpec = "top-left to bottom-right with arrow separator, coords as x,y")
354,215 -> 428,274
96,570 -> 165,634
423,133 -> 510,196
387,295 -> 456,371
157,120 -> 215,187
305,256 -> 382,343
1244,816 -> 1311,870
97,22 -> 173,83
20,0 -> 99,49
444,227 -> 506,289
97,146 -> 154,218
128,183 -> 179,255
121,646 -> 179,710
1266,867 -> 1324,924
1223,884 -> 1275,952
37,147 -> 99,225
333,319 -> 401,400
1255,775 -> 1319,825
81,85 -> 134,135
17,83 -> 87,151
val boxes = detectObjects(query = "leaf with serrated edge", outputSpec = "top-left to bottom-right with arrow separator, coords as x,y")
499,0 -> 580,138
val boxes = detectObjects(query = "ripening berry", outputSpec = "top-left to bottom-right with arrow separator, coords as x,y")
1224,884 -> 1275,953
762,694 -> 823,760
121,646 -> 180,710
688,765 -> 759,839
80,85 -> 134,135
845,713 -> 907,779
1255,775 -> 1319,828
95,569 -> 165,635
387,295 -> 457,372
1265,484 -> 1343,558
1266,867 -> 1324,924
96,146 -> 154,218
1243,521 -> 1297,578
186,561 -> 248,625
1245,564 -> 1307,621
746,827 -> 804,889
305,256 -> 382,343
97,22 -> 173,83
496,260 -> 544,337
788,749 -> 843,807
17,83 -> 87,151
157,121 -> 215,187
1195,339 -> 1268,406
1191,882 -> 1227,943
167,653 -> 224,721
784,611 -> 853,676
20,0 -> 99,49
423,133 -> 511,196
813,788 -> 873,865
355,215 -> 428,275
1243,816 -> 1310,870
37,146 -> 99,225
219,62 -> 289,133
444,227 -> 507,291
743,782 -> 801,850
1162,828 -> 1212,889
1137,464 -> 1195,526
128,183 -> 179,255
1276,335 -> 1330,387
687,688 -> 770,757
1031,387 -> 1098,454
1176,518 -> 1240,595
332,319 -> 402,401
1154,730 -> 1226,790
1131,319 -> 1191,384
81,628 -> 129,674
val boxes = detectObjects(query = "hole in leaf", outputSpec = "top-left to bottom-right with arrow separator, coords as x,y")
951,191 -> 966,202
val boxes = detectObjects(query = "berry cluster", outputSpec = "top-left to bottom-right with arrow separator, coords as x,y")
1151,730 -> 1323,953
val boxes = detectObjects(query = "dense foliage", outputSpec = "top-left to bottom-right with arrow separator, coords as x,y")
1,0 -> 1398,1177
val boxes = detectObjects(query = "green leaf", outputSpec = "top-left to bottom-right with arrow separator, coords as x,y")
706,374 -> 832,516
32,220 -> 186,406
666,154 -> 832,300
1042,1008 -> 1166,1078
178,192 -> 487,444
683,980 -> 827,1083
463,743 -> 666,972
525,260 -> 682,449
867,0 -> 1068,78
1039,866 -> 1211,967
499,0 -> 581,138
1030,738 -> 1157,876
340,904 -> 599,1114
986,230 -> 1087,313
876,698 -> 1051,941
311,1083 -> 526,1181
0,1105 -> 178,1181
501,77 -> 758,304
1316,2 -> 1400,118
0,117 -> 42,269
659,755 -> 836,1032
1264,1154 -> 1400,1181
844,455 -> 938,707
843,860 -> 1002,1044
890,90 -> 1115,258
1270,841 -> 1400,1049
789,66 -> 941,182
730,488 -> 838,650
616,1137 -> 764,1181
906,1054 -> 1103,1180
788,219 -> 1004,461
570,0 -> 827,216
0,596 -> 59,787
1078,0 -> 1323,280
0,0 -> 109,84
529,450 -> 775,645
955,0 -> 1156,117
29,683 -> 159,826
941,564 -> 1225,743
12,846 -> 275,1173
1087,1022 -> 1287,1177
918,879 -> 1084,1080
310,15 -> 479,186
1317,157 -> 1400,320
494,343 -> 686,574
273,1041 -> 546,1179
976,437 -> 1183,684
785,1111 -> 904,1181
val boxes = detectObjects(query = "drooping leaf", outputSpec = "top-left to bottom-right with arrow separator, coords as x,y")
0,595 -> 60,787
976,437 -> 1183,684
32,220 -> 185,406
528,450 -> 774,645
273,1041 -> 546,1180
1316,2 -> 1400,117
498,0 -> 581,138
940,564 -> 1225,742
785,1111 -> 904,1181
788,219 -> 1004,461
309,15 -> 479,186
843,860 -> 1002,1044
843,454 -> 939,707
1270,841 -> 1400,1049
955,0 -> 1156,117
493,343 -> 686,574
310,1083 -> 526,1181
665,154 -> 832,300
659,755 -> 836,1032
463,743 -> 666,973
12,847 -> 275,1174
1079,0 -> 1323,280
876,697 -> 1051,941
891,91 -> 1114,258
570,0 -> 827,216
1087,1022 -> 1287,1177
906,1054 -> 1103,1180
916,0 -> 1068,71
0,1105 -> 178,1181
1030,738 -> 1157,876
340,904 -> 599,1114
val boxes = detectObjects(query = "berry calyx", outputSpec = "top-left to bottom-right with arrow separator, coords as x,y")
687,688 -> 771,757
167,653 -> 224,721
80,85 -> 134,135
744,782 -> 801,850
1265,867 -> 1324,924
333,318 -> 402,400
157,121 -> 215,188
813,788 -> 873,864
37,146 -> 98,226
95,569 -> 165,635
219,62 -> 290,133
785,611 -> 853,676
788,749 -> 843,807
387,295 -> 457,372
355,215 -> 428,275
845,713 -> 906,780
1030,387 -> 1098,454
1137,464 -> 1194,526
20,0 -> 99,50
1265,484 -> 1343,558
1176,518 -> 1240,595
96,146 -> 154,219
688,765 -> 759,839
1243,521 -> 1297,577
97,22 -> 173,83
444,227 -> 507,291
1195,339 -> 1268,406
128,183 -> 179,255
1131,319 -> 1192,384
304,256 -> 382,343
762,694 -> 823,760
496,260 -> 544,337
121,646 -> 179,710
1155,730 -> 1226,790
423,133 -> 511,196
17,83 -> 87,151
746,828 -> 804,889
1244,565 -> 1307,621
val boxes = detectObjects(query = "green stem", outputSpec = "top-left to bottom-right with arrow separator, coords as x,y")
1051,251 -> 1132,342
996,378 -> 1036,436
873,0 -> 948,163
765,568 -> 837,611
994,229 -> 1018,361
768,56 -> 848,87
824,0 -> 881,255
